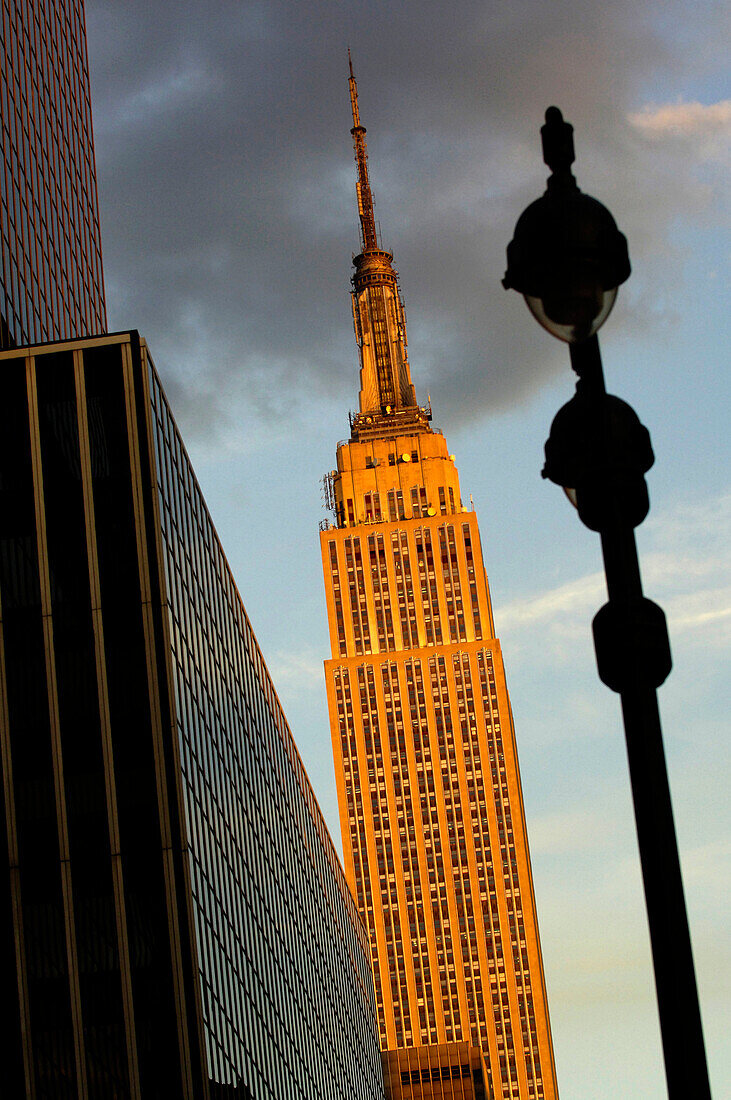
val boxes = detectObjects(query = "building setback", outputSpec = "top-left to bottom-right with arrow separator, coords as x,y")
0,0 -> 106,348
0,331 -> 385,1100
382,1043 -> 490,1100
320,62 -> 560,1100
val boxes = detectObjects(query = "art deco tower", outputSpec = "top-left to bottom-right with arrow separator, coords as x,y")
320,62 -> 560,1100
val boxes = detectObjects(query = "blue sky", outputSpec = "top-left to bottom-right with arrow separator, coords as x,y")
88,2 -> 729,1095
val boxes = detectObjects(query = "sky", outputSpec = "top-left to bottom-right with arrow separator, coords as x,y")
86,2 -> 729,1096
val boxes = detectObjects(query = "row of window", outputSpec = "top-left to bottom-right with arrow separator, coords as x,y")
0,0 -> 105,348
327,522 -> 483,658
331,649 -> 547,1100
344,481 -> 459,528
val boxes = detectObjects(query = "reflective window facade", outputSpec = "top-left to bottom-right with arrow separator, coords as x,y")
0,332 -> 384,1100
0,0 -> 106,348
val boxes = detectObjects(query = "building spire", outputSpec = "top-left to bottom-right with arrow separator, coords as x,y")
348,50 -> 379,253
346,55 -> 429,439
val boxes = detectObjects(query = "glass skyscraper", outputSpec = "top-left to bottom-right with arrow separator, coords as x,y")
0,0 -> 106,348
320,62 -> 559,1100
0,331 -> 385,1099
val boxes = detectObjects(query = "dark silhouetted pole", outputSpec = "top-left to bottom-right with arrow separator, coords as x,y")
504,108 -> 711,1099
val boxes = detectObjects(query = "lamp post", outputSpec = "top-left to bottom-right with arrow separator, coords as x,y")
503,107 -> 711,1099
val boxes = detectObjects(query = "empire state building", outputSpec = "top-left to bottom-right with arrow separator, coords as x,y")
320,61 -> 560,1100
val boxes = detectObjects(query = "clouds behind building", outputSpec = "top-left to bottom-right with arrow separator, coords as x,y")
87,0 -> 729,445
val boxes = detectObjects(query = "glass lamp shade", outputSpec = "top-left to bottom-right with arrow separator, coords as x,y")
525,282 -> 618,344
504,147 -> 630,344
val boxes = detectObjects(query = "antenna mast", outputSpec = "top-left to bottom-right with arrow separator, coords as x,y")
348,51 -> 379,252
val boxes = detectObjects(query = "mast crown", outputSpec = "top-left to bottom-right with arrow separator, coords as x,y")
348,52 -> 379,253
345,56 -> 428,438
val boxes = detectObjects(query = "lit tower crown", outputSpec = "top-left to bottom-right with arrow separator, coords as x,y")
348,54 -> 430,440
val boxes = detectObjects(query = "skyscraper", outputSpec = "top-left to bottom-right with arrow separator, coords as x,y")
0,0 -> 106,348
0,331 -> 385,1100
320,62 -> 559,1100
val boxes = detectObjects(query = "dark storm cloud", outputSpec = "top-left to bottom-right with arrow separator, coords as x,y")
87,0 -> 728,445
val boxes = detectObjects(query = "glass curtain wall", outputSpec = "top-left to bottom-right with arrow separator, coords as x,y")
0,332 -> 384,1100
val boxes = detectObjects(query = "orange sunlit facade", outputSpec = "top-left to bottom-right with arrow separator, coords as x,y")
0,0 -> 106,348
382,1043 -> 490,1100
320,62 -> 559,1100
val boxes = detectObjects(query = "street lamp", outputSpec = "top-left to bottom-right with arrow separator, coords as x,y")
504,107 -> 711,1100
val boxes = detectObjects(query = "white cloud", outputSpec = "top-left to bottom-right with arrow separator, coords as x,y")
682,837 -> 731,912
628,99 -> 731,165
643,491 -> 731,550
529,808 -> 617,856
663,585 -> 731,639
629,99 -> 731,137
496,572 -> 605,631
267,649 -> 324,692
497,491 -> 731,653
